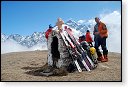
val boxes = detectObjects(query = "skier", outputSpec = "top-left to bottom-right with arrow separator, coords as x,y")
45,24 -> 53,40
93,17 -> 108,62
85,30 -> 93,47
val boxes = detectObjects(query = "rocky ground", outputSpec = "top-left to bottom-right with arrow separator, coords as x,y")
1,50 -> 121,81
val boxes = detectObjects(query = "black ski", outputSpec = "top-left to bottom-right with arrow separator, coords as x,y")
59,30 -> 82,72
62,28 -> 91,71
63,25 -> 95,70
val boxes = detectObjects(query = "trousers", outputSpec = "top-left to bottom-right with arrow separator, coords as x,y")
94,36 -> 108,57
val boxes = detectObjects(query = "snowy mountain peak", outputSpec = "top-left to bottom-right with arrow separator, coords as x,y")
1,32 -> 47,48
66,19 -> 79,29
65,19 -> 93,35
1,33 -> 7,42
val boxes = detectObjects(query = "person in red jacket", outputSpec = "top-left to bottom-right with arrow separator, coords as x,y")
85,30 -> 93,46
45,24 -> 53,40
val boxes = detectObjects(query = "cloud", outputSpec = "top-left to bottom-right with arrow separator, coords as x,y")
1,40 -> 27,54
1,39 -> 47,54
100,11 -> 121,53
29,43 -> 47,51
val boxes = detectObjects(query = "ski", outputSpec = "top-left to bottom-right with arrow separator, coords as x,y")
62,28 -> 91,71
59,30 -> 82,72
62,30 -> 75,48
63,25 -> 95,69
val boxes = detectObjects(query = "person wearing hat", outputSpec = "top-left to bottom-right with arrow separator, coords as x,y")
79,35 -> 85,43
45,24 -> 53,40
93,17 -> 108,62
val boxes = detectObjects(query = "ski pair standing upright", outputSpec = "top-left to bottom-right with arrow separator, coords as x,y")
58,24 -> 95,72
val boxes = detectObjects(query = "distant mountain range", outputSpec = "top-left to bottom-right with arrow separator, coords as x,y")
1,19 -> 94,48
1,32 -> 46,48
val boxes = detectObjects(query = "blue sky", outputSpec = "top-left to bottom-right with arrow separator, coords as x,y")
1,1 -> 121,36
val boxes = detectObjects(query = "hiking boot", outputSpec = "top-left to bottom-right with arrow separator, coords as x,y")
101,55 -> 108,62
97,55 -> 104,61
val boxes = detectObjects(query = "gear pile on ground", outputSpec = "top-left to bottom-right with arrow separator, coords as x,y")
37,23 -> 98,76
